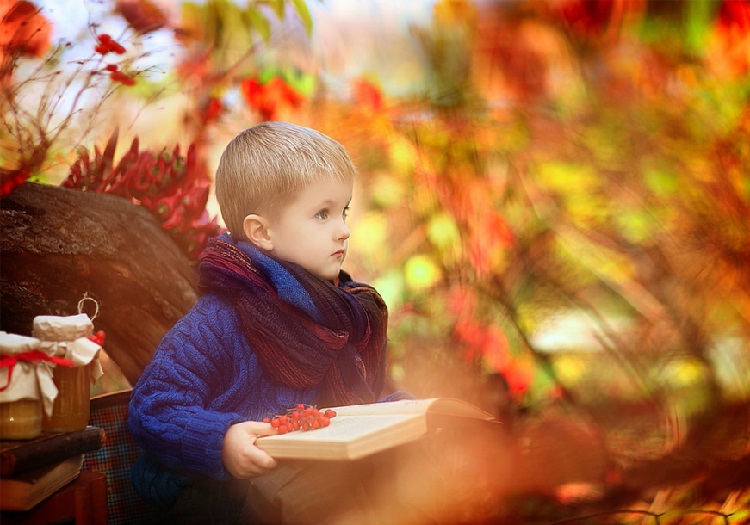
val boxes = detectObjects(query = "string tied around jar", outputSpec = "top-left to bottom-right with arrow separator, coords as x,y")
0,332 -> 62,421
0,350 -> 73,392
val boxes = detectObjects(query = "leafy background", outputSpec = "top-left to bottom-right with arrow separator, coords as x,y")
3,0 -> 750,522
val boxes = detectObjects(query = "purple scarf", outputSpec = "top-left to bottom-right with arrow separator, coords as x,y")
199,237 -> 387,407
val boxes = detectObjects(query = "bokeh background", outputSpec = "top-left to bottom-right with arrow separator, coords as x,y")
3,0 -> 750,522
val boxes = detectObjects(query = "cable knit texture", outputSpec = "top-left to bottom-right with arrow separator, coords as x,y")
127,235 -> 397,506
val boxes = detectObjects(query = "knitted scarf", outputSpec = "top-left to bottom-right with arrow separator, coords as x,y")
198,236 -> 387,407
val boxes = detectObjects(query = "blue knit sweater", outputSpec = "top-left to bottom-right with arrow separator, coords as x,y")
127,239 -> 405,506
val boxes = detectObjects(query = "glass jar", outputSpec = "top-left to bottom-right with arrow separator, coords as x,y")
34,314 -> 99,433
42,363 -> 91,433
1,331 -> 44,440
0,398 -> 42,440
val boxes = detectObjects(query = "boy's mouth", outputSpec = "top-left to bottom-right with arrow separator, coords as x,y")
332,249 -> 345,258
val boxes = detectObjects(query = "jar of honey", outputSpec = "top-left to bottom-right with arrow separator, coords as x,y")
0,332 -> 44,440
0,399 -> 42,440
34,314 -> 102,433
42,363 -> 92,432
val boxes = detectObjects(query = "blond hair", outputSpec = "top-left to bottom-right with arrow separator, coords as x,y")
215,121 -> 356,241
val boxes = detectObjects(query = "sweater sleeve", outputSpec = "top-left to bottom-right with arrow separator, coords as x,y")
127,296 -> 252,480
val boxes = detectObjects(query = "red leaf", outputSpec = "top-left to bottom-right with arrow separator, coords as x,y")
352,79 -> 383,111
0,168 -> 29,197
115,0 -> 168,35
0,1 -> 52,58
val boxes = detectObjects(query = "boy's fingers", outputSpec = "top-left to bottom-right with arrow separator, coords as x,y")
239,420 -> 276,438
254,425 -> 277,437
234,445 -> 276,478
249,447 -> 277,470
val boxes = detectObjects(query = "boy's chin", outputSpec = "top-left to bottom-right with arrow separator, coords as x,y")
320,271 -> 341,282
313,267 -> 342,282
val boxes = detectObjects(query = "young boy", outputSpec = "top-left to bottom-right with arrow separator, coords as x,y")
128,122 -> 406,524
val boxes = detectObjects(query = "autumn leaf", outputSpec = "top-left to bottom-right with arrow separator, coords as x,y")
0,0 -> 52,59
115,0 -> 168,35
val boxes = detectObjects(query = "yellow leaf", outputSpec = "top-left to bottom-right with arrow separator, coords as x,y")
389,139 -> 416,176
427,213 -> 460,248
291,0 -> 313,35
370,173 -> 405,208
373,269 -> 404,312
350,212 -> 387,258
404,255 -> 442,291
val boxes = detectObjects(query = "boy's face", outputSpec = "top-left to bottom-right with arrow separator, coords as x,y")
265,177 -> 353,281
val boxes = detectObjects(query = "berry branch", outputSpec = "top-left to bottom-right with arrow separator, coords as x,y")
262,404 -> 338,435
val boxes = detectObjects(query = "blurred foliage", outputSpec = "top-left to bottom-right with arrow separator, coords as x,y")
347,0 -> 750,417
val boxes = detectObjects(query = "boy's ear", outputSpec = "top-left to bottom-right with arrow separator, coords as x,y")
243,214 -> 273,251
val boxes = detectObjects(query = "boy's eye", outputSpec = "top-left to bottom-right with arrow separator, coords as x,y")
315,209 -> 329,220
343,206 -> 350,219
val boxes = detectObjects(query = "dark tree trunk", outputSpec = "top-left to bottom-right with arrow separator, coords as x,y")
0,182 -> 199,384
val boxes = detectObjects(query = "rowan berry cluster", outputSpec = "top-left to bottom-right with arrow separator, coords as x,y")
88,330 -> 106,346
104,63 -> 136,86
263,404 -> 337,435
95,34 -> 126,55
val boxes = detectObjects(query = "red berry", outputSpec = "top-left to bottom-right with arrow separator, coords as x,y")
262,417 -> 270,423
110,42 -> 126,54
88,333 -> 103,345
266,404 -> 333,436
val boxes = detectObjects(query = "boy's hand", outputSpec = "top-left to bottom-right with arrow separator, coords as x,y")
222,421 -> 278,479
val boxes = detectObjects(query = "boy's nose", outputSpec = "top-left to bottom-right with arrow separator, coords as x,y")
336,220 -> 350,240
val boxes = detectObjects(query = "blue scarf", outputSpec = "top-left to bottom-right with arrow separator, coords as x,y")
199,234 -> 387,406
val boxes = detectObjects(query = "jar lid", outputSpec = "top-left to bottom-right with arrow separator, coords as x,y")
0,331 -> 41,355
33,313 -> 93,341
0,332 -> 46,404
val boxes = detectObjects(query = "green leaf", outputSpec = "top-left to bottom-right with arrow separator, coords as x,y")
285,69 -> 316,97
685,0 -> 715,56
269,0 -> 285,19
614,209 -> 655,243
245,8 -> 271,42
291,0 -> 313,35
644,167 -> 679,196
